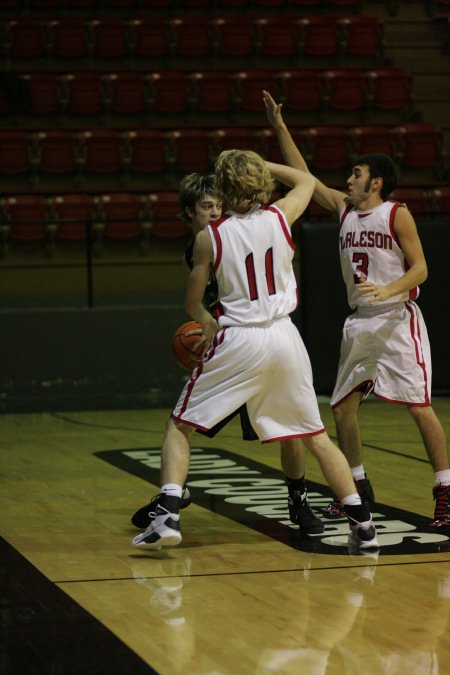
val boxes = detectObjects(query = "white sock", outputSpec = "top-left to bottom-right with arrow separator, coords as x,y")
161,483 -> 183,498
351,464 -> 366,481
341,494 -> 372,529
341,493 -> 361,506
434,470 -> 450,486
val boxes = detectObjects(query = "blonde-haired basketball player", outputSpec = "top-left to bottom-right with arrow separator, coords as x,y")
131,171 -> 324,535
263,89 -> 450,529
132,150 -> 379,551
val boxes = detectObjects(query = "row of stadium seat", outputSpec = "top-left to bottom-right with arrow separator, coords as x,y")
2,0 -> 446,16
0,0 -> 371,14
2,185 -> 450,257
0,68 -> 414,125
1,15 -> 384,64
0,124 -> 445,186
0,191 -> 186,256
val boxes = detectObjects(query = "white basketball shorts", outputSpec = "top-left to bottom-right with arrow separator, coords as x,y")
331,301 -> 432,408
172,317 -> 325,442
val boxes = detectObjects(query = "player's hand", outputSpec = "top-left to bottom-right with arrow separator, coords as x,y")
201,316 -> 219,345
357,281 -> 391,302
185,326 -> 208,354
263,90 -> 283,129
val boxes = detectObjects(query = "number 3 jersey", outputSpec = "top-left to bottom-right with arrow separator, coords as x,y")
339,199 -> 419,310
207,204 -> 298,327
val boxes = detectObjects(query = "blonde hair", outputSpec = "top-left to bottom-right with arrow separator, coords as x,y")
214,150 -> 274,211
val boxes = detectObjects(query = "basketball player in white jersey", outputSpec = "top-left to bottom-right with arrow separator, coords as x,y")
263,89 -> 450,529
132,150 -> 379,551
130,172 -> 324,535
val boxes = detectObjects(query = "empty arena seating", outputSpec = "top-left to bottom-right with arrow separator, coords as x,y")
0,16 -> 389,68
96,192 -> 151,246
321,69 -> 367,114
365,67 -> 414,117
48,193 -> 97,242
148,192 -> 189,239
0,2 -> 448,266
393,122 -> 445,176
2,195 -> 50,247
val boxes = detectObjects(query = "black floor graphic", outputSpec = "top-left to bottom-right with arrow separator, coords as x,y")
97,445 -> 450,556
0,538 -> 158,675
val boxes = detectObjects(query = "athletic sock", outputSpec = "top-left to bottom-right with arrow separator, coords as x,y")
341,493 -> 361,506
351,464 -> 366,482
161,483 -> 183,499
434,470 -> 450,486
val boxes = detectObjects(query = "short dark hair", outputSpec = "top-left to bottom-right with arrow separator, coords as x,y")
179,173 -> 218,222
354,153 -> 400,200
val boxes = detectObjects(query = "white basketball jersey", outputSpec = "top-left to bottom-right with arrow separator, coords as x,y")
207,204 -> 298,326
339,200 -> 419,309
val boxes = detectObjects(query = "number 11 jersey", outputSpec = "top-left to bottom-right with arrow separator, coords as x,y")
208,203 -> 298,327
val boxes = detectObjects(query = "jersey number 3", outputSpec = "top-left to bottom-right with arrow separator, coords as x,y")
353,251 -> 369,284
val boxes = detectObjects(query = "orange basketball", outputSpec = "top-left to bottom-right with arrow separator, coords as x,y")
171,321 -> 206,371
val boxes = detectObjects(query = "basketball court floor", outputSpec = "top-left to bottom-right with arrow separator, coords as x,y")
2,397 -> 450,674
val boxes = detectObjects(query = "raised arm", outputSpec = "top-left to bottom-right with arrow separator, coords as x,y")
263,89 -> 346,216
266,161 -> 315,226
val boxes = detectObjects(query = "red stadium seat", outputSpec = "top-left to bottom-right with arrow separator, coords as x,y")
122,130 -> 169,175
4,195 -> 50,243
388,187 -> 432,216
232,70 -> 278,113
0,130 -> 34,176
255,17 -> 299,58
255,127 -> 306,164
276,70 -> 324,113
97,193 -> 149,241
129,19 -> 170,60
78,129 -> 123,176
61,72 -> 105,116
365,67 -> 413,116
188,70 -> 234,115
103,72 -> 148,116
348,125 -> 397,162
170,17 -> 212,59
49,194 -> 97,242
168,129 -> 212,174
213,17 -> 255,59
298,17 -> 339,57
34,130 -> 79,177
4,19 -> 47,60
48,19 -> 89,60
88,19 -> 129,59
22,73 -> 61,117
303,125 -> 349,170
148,192 -> 189,239
148,71 -> 189,116
393,123 -> 445,176
338,16 -> 384,61
321,69 -> 367,113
